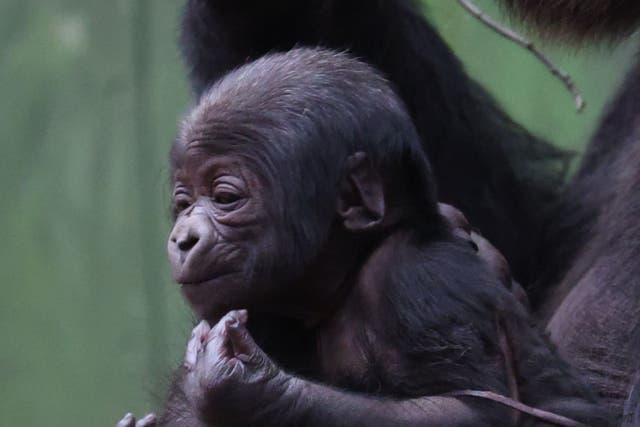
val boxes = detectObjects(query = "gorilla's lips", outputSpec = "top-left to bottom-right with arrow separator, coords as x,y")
178,271 -> 239,287
176,269 -> 241,288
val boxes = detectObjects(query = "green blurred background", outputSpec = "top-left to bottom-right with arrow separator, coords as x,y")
0,0 -> 636,425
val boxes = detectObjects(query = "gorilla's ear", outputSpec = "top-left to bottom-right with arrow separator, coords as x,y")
336,152 -> 385,232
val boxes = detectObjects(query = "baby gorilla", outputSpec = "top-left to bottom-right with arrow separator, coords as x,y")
127,48 -> 609,426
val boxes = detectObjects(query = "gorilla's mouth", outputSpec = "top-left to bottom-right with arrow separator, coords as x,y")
178,270 -> 241,287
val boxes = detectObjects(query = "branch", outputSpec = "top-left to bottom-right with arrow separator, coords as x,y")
456,0 -> 585,112
447,390 -> 588,427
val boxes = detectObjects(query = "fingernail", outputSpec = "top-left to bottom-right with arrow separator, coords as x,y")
237,353 -> 251,363
142,413 -> 157,422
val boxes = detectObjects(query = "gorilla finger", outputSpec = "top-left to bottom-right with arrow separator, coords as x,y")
116,413 -> 135,427
135,413 -> 157,427
511,280 -> 531,309
185,339 -> 199,370
200,315 -> 234,364
191,320 -> 212,342
206,310 -> 246,342
225,310 -> 263,363
438,203 -> 471,232
207,312 -> 236,343
470,231 -> 512,286
185,321 -> 211,369
452,227 -> 474,247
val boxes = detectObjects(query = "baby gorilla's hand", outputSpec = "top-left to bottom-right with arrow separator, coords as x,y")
183,310 -> 293,425
115,413 -> 156,427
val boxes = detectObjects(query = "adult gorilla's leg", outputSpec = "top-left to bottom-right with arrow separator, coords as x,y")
543,66 -> 640,420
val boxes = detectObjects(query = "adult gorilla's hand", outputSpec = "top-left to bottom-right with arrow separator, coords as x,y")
182,310 -> 293,425
439,203 -> 529,307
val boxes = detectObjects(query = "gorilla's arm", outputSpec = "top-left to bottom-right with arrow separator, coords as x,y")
160,378 -> 493,427
157,312 -> 502,427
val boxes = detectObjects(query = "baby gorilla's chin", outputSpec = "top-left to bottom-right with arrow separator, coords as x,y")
179,274 -> 248,322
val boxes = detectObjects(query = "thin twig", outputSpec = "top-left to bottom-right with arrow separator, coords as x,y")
447,390 -> 588,427
456,0 -> 586,112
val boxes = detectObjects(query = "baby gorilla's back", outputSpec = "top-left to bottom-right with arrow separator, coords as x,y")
314,230 -> 609,426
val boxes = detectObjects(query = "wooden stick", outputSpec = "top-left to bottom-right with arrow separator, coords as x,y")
456,0 -> 585,112
447,390 -> 589,426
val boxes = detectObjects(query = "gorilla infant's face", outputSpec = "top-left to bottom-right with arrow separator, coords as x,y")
168,145 -> 275,322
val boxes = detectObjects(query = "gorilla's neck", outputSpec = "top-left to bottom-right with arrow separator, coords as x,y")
274,227 -> 378,324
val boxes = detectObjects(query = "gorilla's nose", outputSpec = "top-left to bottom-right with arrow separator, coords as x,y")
167,209 -> 217,281
176,232 -> 199,254
170,226 -> 200,262
168,217 -> 206,270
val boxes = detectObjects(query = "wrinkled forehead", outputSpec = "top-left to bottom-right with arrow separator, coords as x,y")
170,144 -> 265,196
174,103 -> 302,170
170,121 -> 284,190
170,136 -> 210,173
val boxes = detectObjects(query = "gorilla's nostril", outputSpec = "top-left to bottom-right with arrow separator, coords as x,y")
177,234 -> 199,253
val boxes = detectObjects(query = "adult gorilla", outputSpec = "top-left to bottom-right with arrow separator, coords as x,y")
498,0 -> 640,424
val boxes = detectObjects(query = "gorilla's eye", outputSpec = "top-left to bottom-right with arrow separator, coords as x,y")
212,191 -> 241,205
211,182 -> 244,208
173,193 -> 193,213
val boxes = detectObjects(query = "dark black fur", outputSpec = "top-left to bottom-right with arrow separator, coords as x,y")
531,61 -> 640,307
179,0 -> 569,285
157,48 -> 608,426
499,0 -> 640,43
494,2 -> 640,418
529,61 -> 640,421
496,0 -> 640,427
